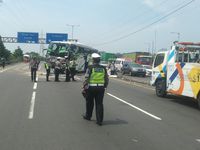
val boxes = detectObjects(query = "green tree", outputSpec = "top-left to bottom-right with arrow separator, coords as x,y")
13,46 -> 23,61
0,36 -> 6,58
4,49 -> 11,60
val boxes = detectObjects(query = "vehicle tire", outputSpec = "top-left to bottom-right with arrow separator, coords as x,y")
131,72 -> 134,76
155,79 -> 166,97
197,93 -> 200,109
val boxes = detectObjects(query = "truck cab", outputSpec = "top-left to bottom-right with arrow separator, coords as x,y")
151,42 -> 200,107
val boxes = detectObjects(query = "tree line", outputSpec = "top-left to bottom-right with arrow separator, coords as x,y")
0,36 -> 24,63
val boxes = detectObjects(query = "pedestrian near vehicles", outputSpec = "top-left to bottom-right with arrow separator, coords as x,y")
69,58 -> 77,81
65,56 -> 70,82
82,53 -> 109,126
54,57 -> 61,82
1,58 -> 5,69
44,59 -> 51,81
29,57 -> 38,82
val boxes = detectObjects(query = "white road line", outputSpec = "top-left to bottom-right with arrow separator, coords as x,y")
28,91 -> 36,119
107,92 -> 162,121
33,82 -> 37,90
196,139 -> 200,143
36,76 -> 38,81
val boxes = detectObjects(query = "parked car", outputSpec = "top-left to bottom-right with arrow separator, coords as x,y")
121,63 -> 146,77
143,65 -> 152,76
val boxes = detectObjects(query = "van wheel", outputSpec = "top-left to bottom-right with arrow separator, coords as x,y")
156,80 -> 166,97
197,93 -> 200,109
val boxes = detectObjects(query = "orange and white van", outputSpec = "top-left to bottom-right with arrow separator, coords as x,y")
151,42 -> 200,107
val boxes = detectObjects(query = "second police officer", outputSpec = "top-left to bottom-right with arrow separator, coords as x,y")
65,56 -> 70,82
54,57 -> 61,82
82,53 -> 109,126
69,57 -> 77,81
44,58 -> 51,81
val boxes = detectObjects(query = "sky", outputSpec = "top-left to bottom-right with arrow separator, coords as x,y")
0,0 -> 200,54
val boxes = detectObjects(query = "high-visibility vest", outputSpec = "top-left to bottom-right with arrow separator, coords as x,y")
89,67 -> 105,85
44,63 -> 49,69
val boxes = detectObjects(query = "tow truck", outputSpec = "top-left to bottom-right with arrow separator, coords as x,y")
151,42 -> 200,108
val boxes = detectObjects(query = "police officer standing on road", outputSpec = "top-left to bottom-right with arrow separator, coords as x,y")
29,57 -> 38,82
54,57 -> 61,82
65,56 -> 70,82
44,58 -> 51,81
69,57 -> 77,81
2,58 -> 5,69
82,53 -> 109,126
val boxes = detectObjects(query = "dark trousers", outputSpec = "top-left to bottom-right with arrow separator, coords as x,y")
54,68 -> 60,81
31,68 -> 37,81
46,69 -> 50,81
2,62 -> 5,69
70,68 -> 76,81
65,68 -> 70,82
85,87 -> 105,123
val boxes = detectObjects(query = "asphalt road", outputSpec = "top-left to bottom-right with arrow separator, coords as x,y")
0,63 -> 200,150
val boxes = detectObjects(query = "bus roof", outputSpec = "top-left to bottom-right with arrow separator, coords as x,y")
50,41 -> 98,51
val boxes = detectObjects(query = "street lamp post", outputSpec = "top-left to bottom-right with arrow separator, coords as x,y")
171,32 -> 180,41
145,42 -> 151,54
66,24 -> 80,40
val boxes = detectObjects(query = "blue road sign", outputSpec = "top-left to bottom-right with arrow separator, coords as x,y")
17,32 -> 39,43
46,33 -> 68,44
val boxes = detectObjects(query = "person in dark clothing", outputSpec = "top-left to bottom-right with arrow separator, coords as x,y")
29,57 -> 38,82
82,53 -> 109,126
2,58 -> 5,69
69,58 -> 77,81
44,59 -> 51,81
54,57 -> 61,82
65,56 -> 70,82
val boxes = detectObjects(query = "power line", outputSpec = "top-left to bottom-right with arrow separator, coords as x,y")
90,0 -> 171,41
94,0 -> 195,46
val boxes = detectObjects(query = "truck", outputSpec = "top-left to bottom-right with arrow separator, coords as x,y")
151,42 -> 200,108
100,52 -> 116,62
123,52 -> 152,66
100,52 -> 117,67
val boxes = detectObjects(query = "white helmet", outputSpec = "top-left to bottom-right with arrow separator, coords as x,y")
57,57 -> 61,60
91,53 -> 101,58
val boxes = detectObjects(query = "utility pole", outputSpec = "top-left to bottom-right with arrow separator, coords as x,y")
171,32 -> 180,41
145,42 -> 151,54
66,24 -> 80,40
152,41 -> 154,55
154,30 -> 157,53
40,30 -> 45,56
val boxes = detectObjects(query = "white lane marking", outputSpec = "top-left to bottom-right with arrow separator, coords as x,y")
33,82 -> 37,90
28,91 -> 36,119
196,139 -> 200,143
107,92 -> 162,121
36,76 -> 38,81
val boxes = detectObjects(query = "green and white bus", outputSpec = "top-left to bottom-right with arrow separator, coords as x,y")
46,41 -> 98,72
